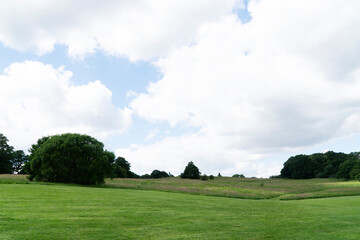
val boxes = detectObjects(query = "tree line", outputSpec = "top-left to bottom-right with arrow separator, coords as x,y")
5,132 -> 356,184
279,151 -> 360,180
0,133 -> 207,185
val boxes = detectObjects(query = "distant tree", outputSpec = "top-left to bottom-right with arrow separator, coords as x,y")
309,153 -> 329,177
350,163 -> 360,180
280,151 -> 360,179
325,151 -> 349,174
28,133 -> 113,185
323,164 -> 336,178
209,175 -> 214,180
217,173 -> 222,177
337,159 -> 358,179
269,175 -> 281,178
181,161 -> 200,179
110,156 -> 138,178
11,150 -> 29,174
232,174 -> 245,178
201,174 -> 209,180
150,170 -> 169,179
103,150 -> 116,178
140,174 -> 151,179
112,157 -> 129,178
280,155 -> 316,179
0,133 -> 14,174
20,160 -> 31,175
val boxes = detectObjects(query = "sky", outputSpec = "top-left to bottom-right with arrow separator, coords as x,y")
1,0 -> 360,177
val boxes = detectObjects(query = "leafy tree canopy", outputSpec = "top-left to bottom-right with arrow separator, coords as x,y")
280,151 -> 360,180
29,133 -> 114,185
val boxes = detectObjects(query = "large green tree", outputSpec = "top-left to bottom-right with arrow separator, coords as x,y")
0,133 -> 14,174
29,133 -> 114,185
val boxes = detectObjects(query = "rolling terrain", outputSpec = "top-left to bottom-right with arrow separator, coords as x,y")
1,175 -> 360,239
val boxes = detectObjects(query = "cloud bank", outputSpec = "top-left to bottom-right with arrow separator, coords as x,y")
0,61 -> 131,150
0,0 -> 241,61
126,0 -> 360,176
1,0 -> 360,176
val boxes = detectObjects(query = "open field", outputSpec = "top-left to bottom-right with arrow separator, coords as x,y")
106,176 -> 360,200
1,182 -> 360,240
3,174 -> 360,200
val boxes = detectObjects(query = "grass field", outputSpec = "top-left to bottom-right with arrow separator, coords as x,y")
1,175 -> 360,239
106,176 -> 360,200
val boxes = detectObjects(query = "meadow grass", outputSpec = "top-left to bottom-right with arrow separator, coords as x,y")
106,176 -> 360,200
3,174 -> 360,200
1,183 -> 360,239
0,174 -> 29,184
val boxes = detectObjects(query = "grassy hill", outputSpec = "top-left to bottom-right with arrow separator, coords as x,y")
106,176 -> 360,200
1,175 -> 360,239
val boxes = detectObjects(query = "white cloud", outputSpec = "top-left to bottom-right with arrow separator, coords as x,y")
0,0 -> 242,61
2,0 -> 360,177
145,129 -> 159,141
124,0 -> 360,176
0,61 -> 131,150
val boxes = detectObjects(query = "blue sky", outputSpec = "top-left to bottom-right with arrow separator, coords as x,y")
1,0 -> 360,177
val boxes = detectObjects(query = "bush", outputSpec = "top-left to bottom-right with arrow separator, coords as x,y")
181,161 -> 200,179
269,175 -> 281,179
201,174 -> 209,181
28,133 -> 113,185
140,174 -> 151,179
209,175 -> 214,180
232,174 -> 245,178
150,170 -> 169,179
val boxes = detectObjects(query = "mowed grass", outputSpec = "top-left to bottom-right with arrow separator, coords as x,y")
1,183 -> 360,240
3,174 -> 360,200
106,177 -> 360,200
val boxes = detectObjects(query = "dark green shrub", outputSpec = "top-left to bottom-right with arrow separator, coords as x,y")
150,170 -> 169,178
140,174 -> 151,179
232,174 -> 245,178
209,175 -> 214,180
201,174 -> 209,180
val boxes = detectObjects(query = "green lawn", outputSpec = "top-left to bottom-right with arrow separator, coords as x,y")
1,180 -> 360,239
